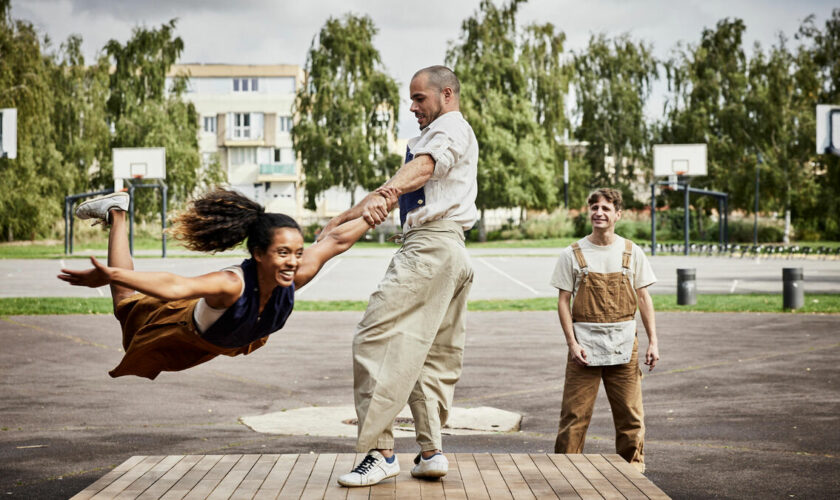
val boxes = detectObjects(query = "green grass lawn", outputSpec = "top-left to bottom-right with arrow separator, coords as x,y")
2,294 -> 838,316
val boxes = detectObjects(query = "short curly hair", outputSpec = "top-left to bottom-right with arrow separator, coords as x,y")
587,188 -> 623,212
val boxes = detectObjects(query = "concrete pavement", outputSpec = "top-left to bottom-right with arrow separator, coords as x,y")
3,247 -> 839,299
1,310 -> 838,498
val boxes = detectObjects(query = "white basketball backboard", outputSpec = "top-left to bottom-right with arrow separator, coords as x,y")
113,148 -> 166,179
653,144 -> 707,177
0,108 -> 17,159
816,104 -> 840,155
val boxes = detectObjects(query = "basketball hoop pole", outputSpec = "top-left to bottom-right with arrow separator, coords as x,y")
754,153 -> 762,247
650,183 -> 656,256
683,176 -> 690,256
126,180 -> 168,258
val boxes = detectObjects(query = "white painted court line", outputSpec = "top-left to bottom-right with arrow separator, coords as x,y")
477,258 -> 541,295
60,259 -> 66,268
730,279 -> 738,293
295,258 -> 342,296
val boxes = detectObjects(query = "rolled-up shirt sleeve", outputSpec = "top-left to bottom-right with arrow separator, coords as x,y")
412,120 -> 468,178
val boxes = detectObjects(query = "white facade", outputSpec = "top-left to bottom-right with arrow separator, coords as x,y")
168,64 -> 304,217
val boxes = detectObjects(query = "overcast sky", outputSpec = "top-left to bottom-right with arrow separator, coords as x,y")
12,0 -> 836,135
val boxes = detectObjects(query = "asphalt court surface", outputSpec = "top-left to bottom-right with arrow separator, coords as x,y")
3,247 -> 840,299
1,310 -> 838,498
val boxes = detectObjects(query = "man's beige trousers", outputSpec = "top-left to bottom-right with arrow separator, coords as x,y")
353,220 -> 474,452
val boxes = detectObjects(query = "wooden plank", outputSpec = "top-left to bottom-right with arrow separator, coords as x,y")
115,455 -> 185,500
174,454 -> 236,500
492,454 -> 534,499
547,455 -> 600,500
277,452 -> 318,499
345,454 -> 371,500
300,453 -> 339,500
393,453 -> 420,499
367,453 -> 401,500
71,455 -> 147,500
454,453 -> 490,500
603,455 -> 671,500
442,453 -> 467,500
160,455 -> 223,500
473,453 -> 512,500
254,454 -> 299,500
510,454 -> 561,499
566,454 -> 622,500
201,454 -> 260,500
418,468 -> 445,500
323,453 -> 357,500
137,455 -> 204,500
529,455 -> 580,500
230,454 -> 280,500
185,454 -> 253,500
586,455 -> 646,500
92,456 -> 165,499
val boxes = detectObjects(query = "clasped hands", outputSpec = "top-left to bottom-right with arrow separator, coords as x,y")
361,186 -> 401,227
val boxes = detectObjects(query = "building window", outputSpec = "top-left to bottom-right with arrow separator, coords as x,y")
278,116 -> 293,133
233,77 -> 259,93
229,147 -> 257,165
203,116 -> 216,133
233,113 -> 251,138
273,147 -> 294,164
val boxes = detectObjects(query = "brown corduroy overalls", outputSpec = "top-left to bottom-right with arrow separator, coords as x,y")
554,239 -> 645,466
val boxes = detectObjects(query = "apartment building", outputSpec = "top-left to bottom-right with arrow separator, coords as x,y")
167,64 -> 304,217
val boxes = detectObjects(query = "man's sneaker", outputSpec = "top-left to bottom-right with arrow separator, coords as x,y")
75,192 -> 129,225
337,451 -> 400,487
411,452 -> 448,478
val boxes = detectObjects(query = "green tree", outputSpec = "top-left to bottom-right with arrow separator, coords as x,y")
746,36 -> 820,242
660,18 -> 754,234
446,0 -> 560,238
51,35 -> 111,193
520,23 -> 576,207
0,0 -> 68,240
292,14 -> 401,209
573,33 -> 657,194
104,20 -> 212,213
795,9 -> 840,238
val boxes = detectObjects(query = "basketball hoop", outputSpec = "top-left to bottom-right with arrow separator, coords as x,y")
667,174 -> 679,190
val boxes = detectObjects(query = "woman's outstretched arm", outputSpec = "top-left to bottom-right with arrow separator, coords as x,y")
59,257 -> 243,307
293,217 -> 373,289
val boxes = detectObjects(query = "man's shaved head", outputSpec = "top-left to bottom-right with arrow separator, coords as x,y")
413,65 -> 460,97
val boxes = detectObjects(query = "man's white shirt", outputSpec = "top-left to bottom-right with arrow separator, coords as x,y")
404,111 -> 478,231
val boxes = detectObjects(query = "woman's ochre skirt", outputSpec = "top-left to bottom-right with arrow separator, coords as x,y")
110,294 -> 267,380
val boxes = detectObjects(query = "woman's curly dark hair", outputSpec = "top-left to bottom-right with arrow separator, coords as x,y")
170,188 -> 301,255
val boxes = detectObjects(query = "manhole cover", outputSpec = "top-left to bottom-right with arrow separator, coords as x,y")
343,417 -> 415,426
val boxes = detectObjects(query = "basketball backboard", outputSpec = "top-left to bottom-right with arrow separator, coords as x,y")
816,104 -> 840,155
0,108 -> 17,159
113,148 -> 166,179
653,144 -> 707,177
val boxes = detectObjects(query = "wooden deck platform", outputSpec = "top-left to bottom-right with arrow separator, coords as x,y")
71,453 -> 670,499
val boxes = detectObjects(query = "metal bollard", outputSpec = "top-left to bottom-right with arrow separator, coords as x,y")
677,268 -> 697,305
783,267 -> 804,309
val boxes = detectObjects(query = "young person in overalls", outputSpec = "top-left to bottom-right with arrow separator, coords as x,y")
550,188 -> 660,473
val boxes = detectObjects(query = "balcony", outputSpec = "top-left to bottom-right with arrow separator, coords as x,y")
258,163 -> 297,181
